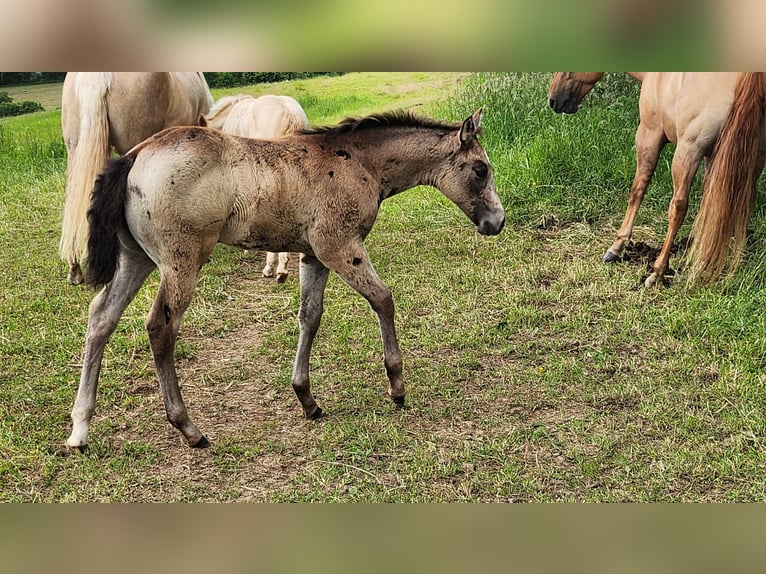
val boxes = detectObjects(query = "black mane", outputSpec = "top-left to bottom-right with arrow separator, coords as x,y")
301,109 -> 461,137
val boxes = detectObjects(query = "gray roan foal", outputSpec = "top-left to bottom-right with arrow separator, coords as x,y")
65,108 -> 505,451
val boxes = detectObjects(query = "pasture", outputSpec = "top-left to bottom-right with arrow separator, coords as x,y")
1,72 -> 765,501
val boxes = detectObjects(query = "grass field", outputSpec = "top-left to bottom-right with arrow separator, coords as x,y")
1,72 -> 765,502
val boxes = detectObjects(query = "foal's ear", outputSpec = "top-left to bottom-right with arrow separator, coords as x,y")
198,113 -> 208,127
459,107 -> 483,145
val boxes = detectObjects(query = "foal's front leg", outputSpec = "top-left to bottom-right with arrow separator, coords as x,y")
292,255 -> 330,418
322,246 -> 405,406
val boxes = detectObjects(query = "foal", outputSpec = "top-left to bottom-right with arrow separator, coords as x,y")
65,109 -> 505,450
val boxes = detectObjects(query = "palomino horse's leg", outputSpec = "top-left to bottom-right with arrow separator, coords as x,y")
604,124 -> 667,262
66,248 -> 156,450
645,144 -> 704,288
321,246 -> 405,406
146,265 -> 210,447
291,255 -> 330,418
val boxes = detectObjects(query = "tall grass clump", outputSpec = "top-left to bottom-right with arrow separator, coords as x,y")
433,73 -> 651,228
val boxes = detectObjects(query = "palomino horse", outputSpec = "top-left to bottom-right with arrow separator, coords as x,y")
60,72 -> 214,285
65,109 -> 505,451
548,72 -> 741,287
205,94 -> 310,282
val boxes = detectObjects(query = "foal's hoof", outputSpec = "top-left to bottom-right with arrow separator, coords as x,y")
191,435 -> 210,448
392,395 -> 405,407
308,406 -> 324,420
603,250 -> 622,263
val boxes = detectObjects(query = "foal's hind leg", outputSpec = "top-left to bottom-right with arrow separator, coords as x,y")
320,245 -> 405,406
147,263 -> 210,447
604,124 -> 667,262
66,248 -> 155,451
292,255 -> 330,418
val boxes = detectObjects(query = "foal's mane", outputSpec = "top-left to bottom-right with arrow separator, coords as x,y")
302,109 -> 462,137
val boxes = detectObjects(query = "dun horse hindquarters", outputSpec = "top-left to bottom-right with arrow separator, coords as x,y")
205,94 -> 310,282
60,72 -> 213,285
548,72 -> 741,287
65,109 -> 505,451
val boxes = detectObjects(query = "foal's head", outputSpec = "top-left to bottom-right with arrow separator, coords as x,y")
435,108 -> 505,236
548,72 -> 605,114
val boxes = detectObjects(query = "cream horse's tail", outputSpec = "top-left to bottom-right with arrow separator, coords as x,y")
60,73 -> 112,284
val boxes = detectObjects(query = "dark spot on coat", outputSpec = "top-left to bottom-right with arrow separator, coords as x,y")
328,171 -> 334,178
352,257 -> 362,266
336,149 -> 350,159
146,210 -> 151,220
163,304 -> 171,324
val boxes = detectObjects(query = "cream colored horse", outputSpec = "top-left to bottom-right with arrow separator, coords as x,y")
65,109 -> 505,451
206,94 -> 309,282
60,72 -> 213,284
548,72 -> 741,287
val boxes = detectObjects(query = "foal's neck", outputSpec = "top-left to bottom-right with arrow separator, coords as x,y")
340,127 -> 451,200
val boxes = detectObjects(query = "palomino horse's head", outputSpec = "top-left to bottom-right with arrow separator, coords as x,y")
548,72 -> 605,114
436,108 -> 505,236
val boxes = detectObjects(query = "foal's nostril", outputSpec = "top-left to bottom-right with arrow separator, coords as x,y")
548,98 -> 556,110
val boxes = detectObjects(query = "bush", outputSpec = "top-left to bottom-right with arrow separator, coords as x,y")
0,99 -> 44,117
204,72 -> 342,89
0,92 -> 11,104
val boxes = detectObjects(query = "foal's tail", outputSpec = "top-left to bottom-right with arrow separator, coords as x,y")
687,72 -> 766,285
85,154 -> 136,289
60,73 -> 113,275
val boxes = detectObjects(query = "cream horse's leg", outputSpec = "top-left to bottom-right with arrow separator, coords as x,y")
66,247 -> 155,450
262,251 -> 290,282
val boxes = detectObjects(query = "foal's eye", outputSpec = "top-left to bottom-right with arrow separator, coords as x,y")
472,161 -> 488,179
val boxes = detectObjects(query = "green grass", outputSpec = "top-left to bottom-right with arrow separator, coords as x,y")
1,72 -> 765,502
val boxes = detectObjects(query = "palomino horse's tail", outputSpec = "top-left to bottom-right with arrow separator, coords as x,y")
688,72 -> 766,284
85,155 -> 136,288
60,73 -> 113,282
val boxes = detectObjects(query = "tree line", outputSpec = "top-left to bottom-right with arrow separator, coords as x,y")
0,72 -> 340,87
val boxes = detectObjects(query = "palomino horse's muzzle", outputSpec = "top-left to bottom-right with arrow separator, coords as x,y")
549,95 -> 580,114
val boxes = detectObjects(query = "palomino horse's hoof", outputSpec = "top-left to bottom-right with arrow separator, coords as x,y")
276,272 -> 288,283
392,395 -> 405,407
602,250 -> 622,263
644,274 -> 659,288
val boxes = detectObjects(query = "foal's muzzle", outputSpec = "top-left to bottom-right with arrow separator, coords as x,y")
476,207 -> 506,236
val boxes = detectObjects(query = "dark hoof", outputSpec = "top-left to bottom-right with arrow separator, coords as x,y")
603,250 -> 621,263
192,435 -> 210,448
276,273 -> 288,284
392,395 -> 405,407
309,406 -> 324,420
